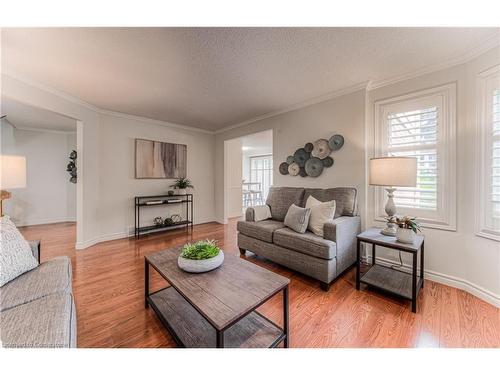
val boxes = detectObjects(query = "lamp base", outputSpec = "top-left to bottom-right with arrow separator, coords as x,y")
380,223 -> 397,237
0,190 -> 12,217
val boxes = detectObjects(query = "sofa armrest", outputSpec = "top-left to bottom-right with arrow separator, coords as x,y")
28,240 -> 41,264
324,216 -> 361,252
245,205 -> 271,222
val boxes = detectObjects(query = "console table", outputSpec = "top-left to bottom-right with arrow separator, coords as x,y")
134,194 -> 193,238
356,228 -> 424,313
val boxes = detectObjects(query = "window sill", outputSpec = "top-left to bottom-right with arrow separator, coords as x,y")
475,229 -> 500,242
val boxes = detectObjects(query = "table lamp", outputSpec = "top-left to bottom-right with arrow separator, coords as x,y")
0,155 -> 27,216
369,157 -> 417,236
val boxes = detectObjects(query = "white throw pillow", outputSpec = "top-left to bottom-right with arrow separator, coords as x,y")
0,216 -> 38,287
305,195 -> 336,237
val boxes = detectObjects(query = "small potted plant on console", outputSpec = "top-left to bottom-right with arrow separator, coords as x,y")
169,177 -> 194,195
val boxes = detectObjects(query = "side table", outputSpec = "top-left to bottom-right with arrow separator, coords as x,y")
356,228 -> 424,313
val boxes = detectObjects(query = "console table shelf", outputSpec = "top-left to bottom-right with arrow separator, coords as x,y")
135,194 -> 193,238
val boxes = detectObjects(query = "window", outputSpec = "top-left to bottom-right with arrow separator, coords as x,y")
374,84 -> 456,230
249,155 -> 273,201
476,65 -> 500,241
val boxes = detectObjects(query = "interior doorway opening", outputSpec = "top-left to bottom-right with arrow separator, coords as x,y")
224,129 -> 273,221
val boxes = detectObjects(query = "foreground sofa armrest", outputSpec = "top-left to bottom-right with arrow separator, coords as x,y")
28,240 -> 41,264
324,216 -> 361,269
245,205 -> 271,222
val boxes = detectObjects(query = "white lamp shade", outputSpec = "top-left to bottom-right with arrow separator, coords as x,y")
369,157 -> 417,187
0,155 -> 27,189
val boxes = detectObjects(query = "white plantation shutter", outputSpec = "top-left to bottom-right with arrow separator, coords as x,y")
375,84 -> 456,230
387,107 -> 438,210
486,88 -> 500,230
476,66 -> 500,241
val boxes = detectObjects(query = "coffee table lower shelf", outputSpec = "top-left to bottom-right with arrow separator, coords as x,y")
148,287 -> 285,348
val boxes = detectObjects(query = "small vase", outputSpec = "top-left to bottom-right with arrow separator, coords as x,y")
396,228 -> 415,244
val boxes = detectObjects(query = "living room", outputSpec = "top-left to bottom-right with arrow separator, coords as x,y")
0,1 -> 499,374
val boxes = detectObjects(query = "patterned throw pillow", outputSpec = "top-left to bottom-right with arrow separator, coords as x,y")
0,216 -> 38,287
284,204 -> 311,234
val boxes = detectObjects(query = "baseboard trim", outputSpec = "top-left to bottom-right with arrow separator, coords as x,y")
16,217 -> 76,227
75,218 -> 215,250
364,255 -> 500,308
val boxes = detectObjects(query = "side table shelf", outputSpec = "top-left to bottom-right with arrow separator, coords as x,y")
356,228 -> 425,313
135,194 -> 193,238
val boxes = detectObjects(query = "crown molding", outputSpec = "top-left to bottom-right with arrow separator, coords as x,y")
14,125 -> 76,135
97,108 -> 214,135
214,81 -> 370,134
367,31 -> 500,91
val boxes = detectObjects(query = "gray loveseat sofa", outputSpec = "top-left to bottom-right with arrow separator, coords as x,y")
0,241 -> 77,348
237,187 -> 361,290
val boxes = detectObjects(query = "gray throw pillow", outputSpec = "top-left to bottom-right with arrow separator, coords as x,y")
284,204 -> 311,234
0,216 -> 39,287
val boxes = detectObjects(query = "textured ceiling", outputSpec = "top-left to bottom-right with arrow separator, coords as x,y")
1,97 -> 76,132
2,28 -> 498,131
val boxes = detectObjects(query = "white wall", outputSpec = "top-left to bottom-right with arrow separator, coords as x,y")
224,137 -> 243,218
215,89 -> 367,224
366,46 -> 500,306
97,113 -> 215,239
1,122 -> 76,226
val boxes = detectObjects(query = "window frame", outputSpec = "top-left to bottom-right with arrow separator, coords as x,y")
373,83 -> 457,231
475,65 -> 500,242
249,154 -> 273,201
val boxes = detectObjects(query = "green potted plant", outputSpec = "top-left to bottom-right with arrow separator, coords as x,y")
177,239 -> 224,273
169,177 -> 194,195
394,216 -> 421,243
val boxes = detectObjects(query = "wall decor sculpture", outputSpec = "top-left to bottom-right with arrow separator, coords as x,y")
66,150 -> 77,183
279,134 -> 344,177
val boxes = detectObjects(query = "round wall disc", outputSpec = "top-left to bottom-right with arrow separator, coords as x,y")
311,139 -> 331,159
288,162 -> 300,176
305,157 -> 324,177
299,167 -> 307,177
322,156 -> 334,167
279,162 -> 289,175
328,134 -> 344,151
286,155 -> 295,164
304,142 -> 314,153
293,148 -> 310,167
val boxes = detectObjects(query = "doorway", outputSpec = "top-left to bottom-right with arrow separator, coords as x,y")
224,129 -> 273,221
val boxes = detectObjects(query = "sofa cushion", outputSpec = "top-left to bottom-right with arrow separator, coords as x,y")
304,187 -> 357,218
0,292 -> 76,348
284,204 -> 311,233
237,220 -> 285,243
273,228 -> 337,260
266,187 -> 305,221
0,256 -> 72,312
0,216 -> 39,287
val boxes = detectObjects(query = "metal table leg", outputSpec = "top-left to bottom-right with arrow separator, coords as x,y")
283,285 -> 289,348
216,330 -> 224,348
412,252 -> 417,313
145,259 -> 149,308
356,239 -> 361,290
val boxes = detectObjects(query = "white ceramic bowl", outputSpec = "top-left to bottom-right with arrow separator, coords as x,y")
177,251 -> 224,273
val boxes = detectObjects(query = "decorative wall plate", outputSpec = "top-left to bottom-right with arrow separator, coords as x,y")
288,162 -> 300,176
328,134 -> 344,151
322,156 -> 334,167
286,155 -> 295,164
304,142 -> 314,153
311,139 -> 331,159
305,157 -> 324,177
279,162 -> 290,175
299,167 -> 307,177
293,148 -> 310,167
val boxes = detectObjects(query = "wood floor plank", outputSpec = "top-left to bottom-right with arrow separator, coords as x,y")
18,220 -> 500,348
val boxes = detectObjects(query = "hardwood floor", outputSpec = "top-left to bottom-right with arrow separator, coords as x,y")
19,220 -> 500,348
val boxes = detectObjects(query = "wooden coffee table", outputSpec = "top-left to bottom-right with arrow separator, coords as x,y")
145,247 -> 290,348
